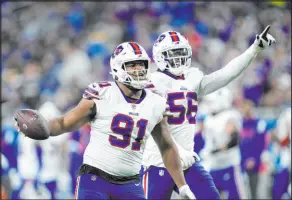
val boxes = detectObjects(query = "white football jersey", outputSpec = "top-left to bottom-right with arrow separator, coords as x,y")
38,102 -> 69,183
82,81 -> 166,176
17,136 -> 39,180
38,135 -> 68,182
276,107 -> 291,169
201,109 -> 242,170
143,68 -> 204,167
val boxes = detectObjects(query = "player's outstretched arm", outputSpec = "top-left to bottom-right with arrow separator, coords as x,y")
198,25 -> 276,97
48,99 -> 95,136
151,117 -> 196,199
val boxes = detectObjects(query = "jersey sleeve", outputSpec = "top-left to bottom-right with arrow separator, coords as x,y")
153,95 -> 168,124
147,72 -> 170,98
185,67 -> 204,93
82,82 -> 101,100
145,82 -> 165,97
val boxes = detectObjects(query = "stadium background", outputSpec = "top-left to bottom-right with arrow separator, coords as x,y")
1,1 -> 291,199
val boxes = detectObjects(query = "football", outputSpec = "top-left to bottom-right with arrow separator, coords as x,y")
14,109 -> 50,140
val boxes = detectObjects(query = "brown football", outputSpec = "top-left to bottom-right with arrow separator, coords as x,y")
14,109 -> 50,140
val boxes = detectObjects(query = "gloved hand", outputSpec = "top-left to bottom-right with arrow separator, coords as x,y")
179,185 -> 196,199
253,25 -> 276,50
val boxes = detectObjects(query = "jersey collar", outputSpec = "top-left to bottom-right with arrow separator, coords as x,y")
115,82 -> 147,104
157,69 -> 185,80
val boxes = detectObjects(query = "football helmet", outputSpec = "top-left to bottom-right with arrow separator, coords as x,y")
110,42 -> 150,89
153,31 -> 192,76
203,87 -> 234,114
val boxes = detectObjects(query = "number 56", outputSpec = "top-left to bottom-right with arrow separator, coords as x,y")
167,92 -> 198,125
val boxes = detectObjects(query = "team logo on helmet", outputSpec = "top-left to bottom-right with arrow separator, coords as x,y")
111,45 -> 124,59
154,34 -> 166,46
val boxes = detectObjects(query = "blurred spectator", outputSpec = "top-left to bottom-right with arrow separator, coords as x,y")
37,101 -> 72,199
17,59 -> 42,109
57,38 -> 92,90
238,99 -> 270,199
270,107 -> 291,199
1,154 -> 12,199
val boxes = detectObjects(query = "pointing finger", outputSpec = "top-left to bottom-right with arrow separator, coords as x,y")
261,25 -> 271,39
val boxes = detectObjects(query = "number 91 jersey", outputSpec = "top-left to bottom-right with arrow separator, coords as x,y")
82,81 -> 167,177
143,68 -> 204,167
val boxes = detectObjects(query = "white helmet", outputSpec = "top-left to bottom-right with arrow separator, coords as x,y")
110,42 -> 150,89
153,31 -> 192,76
203,88 -> 234,114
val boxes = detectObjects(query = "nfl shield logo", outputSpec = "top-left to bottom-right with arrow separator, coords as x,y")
159,170 -> 164,176
91,175 -> 96,181
111,45 -> 124,58
132,104 -> 136,110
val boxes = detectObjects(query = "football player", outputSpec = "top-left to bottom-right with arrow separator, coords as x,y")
200,88 -> 247,199
37,101 -> 71,199
142,26 -> 275,199
271,107 -> 291,199
15,42 -> 195,199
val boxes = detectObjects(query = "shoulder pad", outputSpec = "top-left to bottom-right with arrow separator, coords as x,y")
82,81 -> 112,100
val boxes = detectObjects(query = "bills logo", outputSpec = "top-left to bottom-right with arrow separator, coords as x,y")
154,34 -> 166,46
111,45 -> 124,58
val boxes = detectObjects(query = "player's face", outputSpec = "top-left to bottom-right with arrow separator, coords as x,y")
162,48 -> 189,68
124,60 -> 148,81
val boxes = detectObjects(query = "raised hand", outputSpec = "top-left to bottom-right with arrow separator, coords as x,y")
254,25 -> 276,50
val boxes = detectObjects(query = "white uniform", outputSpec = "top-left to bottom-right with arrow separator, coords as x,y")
17,136 -> 39,180
143,68 -> 203,167
38,102 -> 69,183
276,107 -> 291,170
37,136 -> 69,182
82,81 -> 166,176
201,109 -> 242,170
143,34 -> 268,168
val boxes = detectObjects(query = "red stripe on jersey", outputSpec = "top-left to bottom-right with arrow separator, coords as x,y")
143,168 -> 148,196
178,74 -> 185,80
129,42 -> 142,55
74,176 -> 80,200
84,90 -> 99,99
84,87 -> 99,95
169,31 -> 179,42
145,83 -> 155,88
280,136 -> 290,147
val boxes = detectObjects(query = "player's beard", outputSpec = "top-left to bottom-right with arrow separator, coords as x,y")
124,84 -> 141,91
123,71 -> 147,91
128,69 -> 147,81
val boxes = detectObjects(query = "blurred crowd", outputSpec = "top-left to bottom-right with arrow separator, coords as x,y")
1,1 -> 291,199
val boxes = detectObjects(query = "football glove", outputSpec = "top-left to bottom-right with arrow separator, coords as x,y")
253,25 -> 276,50
179,185 -> 196,199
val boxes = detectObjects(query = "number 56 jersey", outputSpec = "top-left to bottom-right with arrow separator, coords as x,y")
82,81 -> 167,177
143,68 -> 204,167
